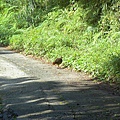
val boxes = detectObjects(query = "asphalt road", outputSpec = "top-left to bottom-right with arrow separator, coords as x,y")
0,47 -> 120,120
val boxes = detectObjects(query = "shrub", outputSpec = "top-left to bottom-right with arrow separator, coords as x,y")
8,0 -> 120,84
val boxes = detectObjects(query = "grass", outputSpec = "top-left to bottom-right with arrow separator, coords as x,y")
10,5 -> 120,84
1,0 -> 120,84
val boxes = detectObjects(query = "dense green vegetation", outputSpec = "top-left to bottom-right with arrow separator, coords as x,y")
0,0 -> 120,84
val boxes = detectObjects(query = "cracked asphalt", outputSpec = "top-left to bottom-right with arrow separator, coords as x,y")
0,47 -> 120,120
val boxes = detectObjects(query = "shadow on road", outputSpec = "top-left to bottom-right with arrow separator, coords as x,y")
0,49 -> 15,55
0,77 -> 120,120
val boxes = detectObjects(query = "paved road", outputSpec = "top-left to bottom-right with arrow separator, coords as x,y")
0,47 -> 120,120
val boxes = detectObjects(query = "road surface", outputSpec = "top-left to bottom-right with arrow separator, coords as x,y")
0,47 -> 120,120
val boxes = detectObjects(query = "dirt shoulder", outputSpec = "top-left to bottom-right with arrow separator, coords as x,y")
0,47 -> 120,120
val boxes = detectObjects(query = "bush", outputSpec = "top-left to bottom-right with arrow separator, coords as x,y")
1,0 -> 119,84
0,5 -> 16,46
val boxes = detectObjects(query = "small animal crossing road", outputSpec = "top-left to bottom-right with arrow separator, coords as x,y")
0,47 -> 120,120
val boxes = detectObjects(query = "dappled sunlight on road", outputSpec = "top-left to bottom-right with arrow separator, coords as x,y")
0,76 -> 120,119
0,47 -> 120,119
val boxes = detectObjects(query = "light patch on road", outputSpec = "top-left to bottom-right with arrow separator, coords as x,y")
0,58 -> 28,79
18,110 -> 53,119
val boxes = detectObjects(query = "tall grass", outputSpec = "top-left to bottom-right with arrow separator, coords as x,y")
1,0 -> 120,84
0,2 -> 16,46
10,1 -> 120,84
